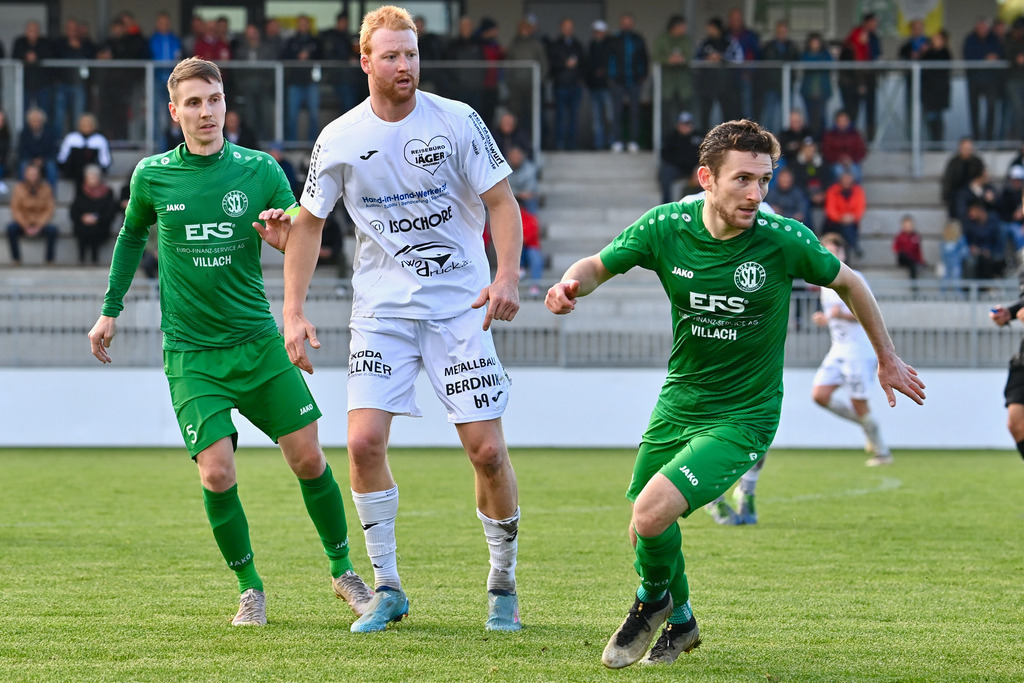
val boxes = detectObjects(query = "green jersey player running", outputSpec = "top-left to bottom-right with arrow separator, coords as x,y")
545,119 -> 926,669
87,57 -> 373,627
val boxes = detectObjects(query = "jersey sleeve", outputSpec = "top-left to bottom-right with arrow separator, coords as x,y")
300,137 -> 341,219
781,220 -> 842,286
461,109 -> 512,195
598,208 -> 660,274
264,155 -> 296,210
101,165 -> 153,317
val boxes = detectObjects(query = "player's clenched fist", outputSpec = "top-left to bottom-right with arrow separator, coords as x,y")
546,280 -> 580,315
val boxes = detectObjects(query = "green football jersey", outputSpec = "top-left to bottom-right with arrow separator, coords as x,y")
600,200 -> 841,433
101,141 -> 295,350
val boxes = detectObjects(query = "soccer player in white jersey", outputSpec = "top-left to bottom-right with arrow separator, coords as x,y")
261,5 -> 524,633
812,232 -> 893,466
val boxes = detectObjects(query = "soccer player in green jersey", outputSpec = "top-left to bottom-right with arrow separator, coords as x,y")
545,119 -> 926,668
87,57 -> 373,627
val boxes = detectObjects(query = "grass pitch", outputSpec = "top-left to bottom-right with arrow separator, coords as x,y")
0,447 -> 1022,682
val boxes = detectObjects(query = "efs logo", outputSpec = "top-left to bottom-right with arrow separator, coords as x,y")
185,223 -> 234,240
689,292 -> 747,314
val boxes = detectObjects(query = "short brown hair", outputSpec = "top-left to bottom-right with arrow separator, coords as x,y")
360,5 -> 417,56
820,232 -> 847,250
698,119 -> 781,177
167,57 -> 223,102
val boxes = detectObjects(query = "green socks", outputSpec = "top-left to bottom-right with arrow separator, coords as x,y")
202,484 -> 263,593
298,464 -> 354,578
634,521 -> 689,613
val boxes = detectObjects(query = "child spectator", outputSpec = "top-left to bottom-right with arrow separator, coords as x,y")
893,214 -> 926,281
939,220 -> 968,292
520,204 -> 544,298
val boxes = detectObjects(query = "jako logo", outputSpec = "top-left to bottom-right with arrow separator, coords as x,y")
299,403 -> 314,415
689,292 -> 746,313
679,465 -> 698,486
185,223 -> 234,240
672,266 -> 694,278
166,203 -> 185,211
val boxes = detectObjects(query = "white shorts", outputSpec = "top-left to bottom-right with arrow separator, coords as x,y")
347,310 -> 511,423
811,352 -> 877,401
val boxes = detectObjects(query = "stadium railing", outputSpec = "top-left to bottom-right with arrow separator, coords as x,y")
0,58 -> 1013,166
2,276 -> 1018,369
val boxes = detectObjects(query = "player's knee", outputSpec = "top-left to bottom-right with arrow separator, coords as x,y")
467,441 -> 507,478
199,463 -> 236,492
348,429 -> 387,463
631,501 -> 672,538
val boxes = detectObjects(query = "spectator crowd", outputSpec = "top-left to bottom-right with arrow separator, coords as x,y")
4,7 -> 1024,283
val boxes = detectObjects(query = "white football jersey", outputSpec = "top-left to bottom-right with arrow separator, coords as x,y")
301,91 -> 512,319
819,277 -> 874,358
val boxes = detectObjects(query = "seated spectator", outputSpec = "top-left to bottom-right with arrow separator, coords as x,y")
821,109 -> 867,183
224,110 -> 258,148
939,219 -> 968,291
941,136 -> 984,218
789,137 -> 832,220
57,113 -> 112,188
17,107 -> 59,191
765,166 -> 810,226
491,111 -> 533,161
506,145 -> 541,216
70,164 -> 116,264
6,163 -> 58,265
953,166 -> 998,224
962,197 -> 1004,279
995,165 -> 1024,260
658,111 -> 702,204
892,214 -> 926,281
777,109 -> 814,163
520,203 -> 544,298
823,169 -> 866,257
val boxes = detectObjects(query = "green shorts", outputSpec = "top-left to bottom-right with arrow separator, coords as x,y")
164,334 -> 322,458
626,412 -> 773,517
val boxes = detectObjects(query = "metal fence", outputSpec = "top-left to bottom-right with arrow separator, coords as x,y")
0,58 -> 1018,168
2,276 -> 1020,369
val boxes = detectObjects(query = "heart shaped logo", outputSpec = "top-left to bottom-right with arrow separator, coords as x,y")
404,136 -> 453,175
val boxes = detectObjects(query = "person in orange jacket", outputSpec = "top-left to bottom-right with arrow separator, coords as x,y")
823,167 -> 866,257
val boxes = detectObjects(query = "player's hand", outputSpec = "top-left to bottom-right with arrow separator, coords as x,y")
283,312 -> 321,374
254,208 -> 293,252
811,311 -> 827,327
546,280 -> 580,315
877,354 -> 926,407
471,276 -> 520,331
990,306 -> 1011,326
88,315 -> 117,364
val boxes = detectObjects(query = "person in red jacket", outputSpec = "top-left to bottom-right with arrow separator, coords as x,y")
823,168 -> 867,257
821,109 -> 867,184
893,214 -> 927,281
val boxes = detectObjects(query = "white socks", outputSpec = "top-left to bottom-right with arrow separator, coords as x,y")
477,507 -> 520,593
351,485 -> 401,591
825,397 -> 890,455
738,456 -> 766,495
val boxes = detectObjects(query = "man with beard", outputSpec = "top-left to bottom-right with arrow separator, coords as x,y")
263,5 -> 524,634
545,118 -> 926,668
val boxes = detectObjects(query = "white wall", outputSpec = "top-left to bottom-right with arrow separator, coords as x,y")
0,366 -> 1006,450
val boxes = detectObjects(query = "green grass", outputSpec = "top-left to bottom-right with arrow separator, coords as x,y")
0,448 -> 1022,682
